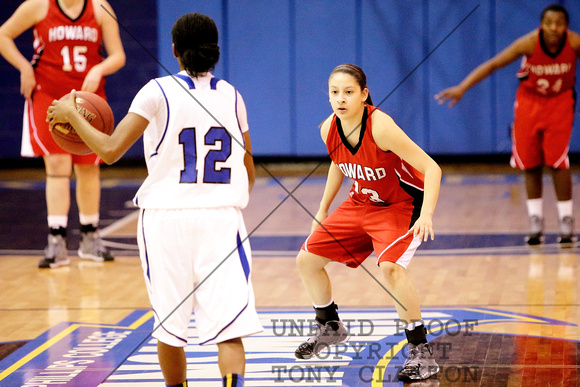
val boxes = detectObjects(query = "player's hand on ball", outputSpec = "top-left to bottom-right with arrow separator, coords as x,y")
47,89 -> 77,131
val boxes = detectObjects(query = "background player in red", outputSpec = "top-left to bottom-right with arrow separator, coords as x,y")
436,4 -> 580,246
0,0 -> 125,268
294,64 -> 442,382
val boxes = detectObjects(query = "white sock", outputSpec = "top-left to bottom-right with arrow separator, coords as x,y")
557,200 -> 573,220
526,198 -> 543,218
409,320 -> 424,331
313,299 -> 334,309
79,213 -> 99,227
47,215 -> 68,229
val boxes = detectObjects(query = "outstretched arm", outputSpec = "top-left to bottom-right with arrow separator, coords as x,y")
435,30 -> 535,107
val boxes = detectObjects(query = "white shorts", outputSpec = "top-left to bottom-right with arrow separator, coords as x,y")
137,207 -> 263,347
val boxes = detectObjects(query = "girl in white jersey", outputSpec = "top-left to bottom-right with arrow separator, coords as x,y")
47,13 -> 261,387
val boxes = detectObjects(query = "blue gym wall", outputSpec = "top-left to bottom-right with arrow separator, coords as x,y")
1,0 -> 579,160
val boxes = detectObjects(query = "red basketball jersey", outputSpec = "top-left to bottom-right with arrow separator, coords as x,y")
516,28 -> 576,96
326,105 -> 424,219
31,0 -> 105,98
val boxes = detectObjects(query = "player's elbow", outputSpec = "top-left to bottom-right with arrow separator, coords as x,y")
430,163 -> 442,182
100,152 -> 119,165
99,144 -> 124,165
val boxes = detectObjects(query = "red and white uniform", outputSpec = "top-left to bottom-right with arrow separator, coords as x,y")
303,106 -> 425,269
511,29 -> 577,170
22,0 -> 104,164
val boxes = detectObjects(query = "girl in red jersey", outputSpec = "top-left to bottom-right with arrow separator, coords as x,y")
436,4 -> 580,246
294,64 -> 442,383
0,0 -> 125,268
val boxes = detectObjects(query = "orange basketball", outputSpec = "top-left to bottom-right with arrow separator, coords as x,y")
50,91 -> 115,155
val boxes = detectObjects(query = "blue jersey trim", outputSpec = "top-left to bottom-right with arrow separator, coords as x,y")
234,89 -> 245,147
174,73 -> 195,89
152,79 -> 171,157
210,77 -> 221,90
199,302 -> 249,346
152,309 -> 188,344
237,232 -> 250,281
141,209 -> 150,281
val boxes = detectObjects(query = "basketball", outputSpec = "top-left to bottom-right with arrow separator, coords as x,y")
50,91 -> 115,155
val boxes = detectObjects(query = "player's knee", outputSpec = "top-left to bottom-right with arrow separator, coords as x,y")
296,250 -> 322,273
296,250 -> 310,271
380,262 -> 406,284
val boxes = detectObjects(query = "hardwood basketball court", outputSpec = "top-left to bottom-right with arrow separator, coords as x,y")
0,161 -> 578,386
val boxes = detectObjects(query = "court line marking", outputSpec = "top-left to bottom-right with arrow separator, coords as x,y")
0,311 -> 154,381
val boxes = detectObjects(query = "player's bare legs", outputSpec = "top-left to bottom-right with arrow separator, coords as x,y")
524,167 -> 545,245
73,163 -> 101,215
217,338 -> 245,376
551,167 -> 576,243
525,167 -> 543,199
379,261 -> 422,323
44,154 -> 72,216
379,261 -> 439,381
551,168 -> 572,201
39,154 -> 72,268
74,163 -> 113,261
295,251 -> 349,359
157,341 -> 187,385
296,251 -> 333,305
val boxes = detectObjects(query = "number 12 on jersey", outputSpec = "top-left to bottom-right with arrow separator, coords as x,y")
179,126 -> 232,184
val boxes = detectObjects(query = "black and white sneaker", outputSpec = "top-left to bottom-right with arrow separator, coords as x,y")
396,342 -> 440,382
295,320 -> 349,359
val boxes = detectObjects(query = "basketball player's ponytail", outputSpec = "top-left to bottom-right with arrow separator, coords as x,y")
365,93 -> 374,106
172,13 -> 220,77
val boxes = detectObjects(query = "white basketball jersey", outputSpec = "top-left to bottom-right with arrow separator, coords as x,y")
129,71 -> 249,209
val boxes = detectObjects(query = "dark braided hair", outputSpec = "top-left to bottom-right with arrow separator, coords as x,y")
330,64 -> 374,106
172,13 -> 220,77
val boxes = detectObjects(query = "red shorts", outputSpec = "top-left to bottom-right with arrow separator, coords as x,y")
301,197 -> 421,269
21,91 -> 102,165
510,88 -> 574,170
